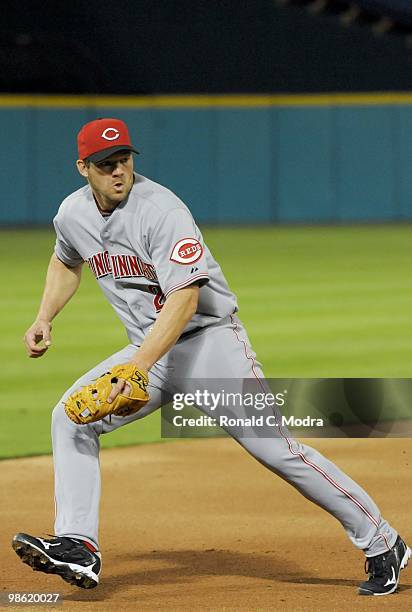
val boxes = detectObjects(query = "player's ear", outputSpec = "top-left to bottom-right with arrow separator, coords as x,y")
76,159 -> 89,178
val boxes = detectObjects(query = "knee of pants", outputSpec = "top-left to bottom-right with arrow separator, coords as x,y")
51,401 -> 102,439
238,436 -> 298,476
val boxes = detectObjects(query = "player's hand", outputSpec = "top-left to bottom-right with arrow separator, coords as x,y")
23,319 -> 52,358
107,363 -> 148,404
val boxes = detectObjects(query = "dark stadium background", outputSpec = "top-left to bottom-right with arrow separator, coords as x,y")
3,0 -> 412,94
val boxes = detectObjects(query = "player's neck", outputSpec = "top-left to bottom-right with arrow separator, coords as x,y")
93,193 -> 119,214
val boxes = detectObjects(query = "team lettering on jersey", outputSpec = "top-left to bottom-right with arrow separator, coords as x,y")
87,251 -> 158,282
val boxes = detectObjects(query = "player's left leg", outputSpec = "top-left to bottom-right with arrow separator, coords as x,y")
51,344 -> 166,549
168,314 -> 410,595
12,344 -> 166,590
12,344 -> 177,589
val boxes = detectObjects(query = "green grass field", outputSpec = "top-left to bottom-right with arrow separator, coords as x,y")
2,225 -> 412,458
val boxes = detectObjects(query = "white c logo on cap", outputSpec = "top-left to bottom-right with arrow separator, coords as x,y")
101,128 -> 120,141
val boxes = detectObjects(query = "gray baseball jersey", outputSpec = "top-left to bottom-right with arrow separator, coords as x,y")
53,173 -> 237,346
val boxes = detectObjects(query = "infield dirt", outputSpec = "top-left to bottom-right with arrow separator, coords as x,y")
1,438 -> 411,611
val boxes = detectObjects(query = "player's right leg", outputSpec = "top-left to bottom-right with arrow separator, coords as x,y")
169,315 -> 411,595
12,344 -> 164,589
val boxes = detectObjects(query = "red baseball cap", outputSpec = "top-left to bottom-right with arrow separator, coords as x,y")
77,118 -> 139,162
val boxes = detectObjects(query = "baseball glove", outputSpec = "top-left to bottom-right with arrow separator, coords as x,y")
64,364 -> 150,425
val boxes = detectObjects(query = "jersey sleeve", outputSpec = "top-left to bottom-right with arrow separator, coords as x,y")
149,208 -> 209,298
53,215 -> 84,267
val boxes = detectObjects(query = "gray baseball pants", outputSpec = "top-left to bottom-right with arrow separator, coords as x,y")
52,315 -> 397,556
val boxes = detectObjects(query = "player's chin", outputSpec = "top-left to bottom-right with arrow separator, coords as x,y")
111,189 -> 127,201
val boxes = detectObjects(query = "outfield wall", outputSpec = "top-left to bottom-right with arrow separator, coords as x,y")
3,94 -> 412,225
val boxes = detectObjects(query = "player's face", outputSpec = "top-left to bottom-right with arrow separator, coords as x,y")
77,151 -> 134,211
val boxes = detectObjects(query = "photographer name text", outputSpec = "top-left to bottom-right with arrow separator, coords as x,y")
172,415 -> 324,428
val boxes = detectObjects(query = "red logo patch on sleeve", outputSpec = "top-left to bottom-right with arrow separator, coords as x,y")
170,238 -> 204,265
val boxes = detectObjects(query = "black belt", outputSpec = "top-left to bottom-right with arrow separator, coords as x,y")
179,326 -> 204,341
179,313 -> 236,342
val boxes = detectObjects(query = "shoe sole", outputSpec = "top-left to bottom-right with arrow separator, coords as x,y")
12,536 -> 99,589
358,545 -> 411,596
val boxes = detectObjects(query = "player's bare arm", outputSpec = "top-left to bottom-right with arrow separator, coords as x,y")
107,284 -> 199,403
131,284 -> 200,370
24,253 -> 83,358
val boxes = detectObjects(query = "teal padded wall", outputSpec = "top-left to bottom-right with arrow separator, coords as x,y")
275,107 -> 335,222
1,99 -> 412,225
1,109 -> 31,223
334,107 -> 396,222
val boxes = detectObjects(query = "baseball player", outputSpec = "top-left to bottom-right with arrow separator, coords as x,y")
12,118 -> 409,596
